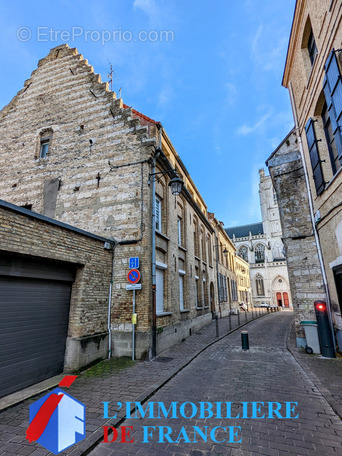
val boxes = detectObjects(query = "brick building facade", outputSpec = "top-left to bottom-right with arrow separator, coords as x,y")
0,44 -> 248,363
270,0 -> 342,349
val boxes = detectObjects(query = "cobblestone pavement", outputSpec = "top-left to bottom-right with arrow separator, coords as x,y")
1,310 -> 342,456
89,312 -> 342,456
0,310 -> 266,456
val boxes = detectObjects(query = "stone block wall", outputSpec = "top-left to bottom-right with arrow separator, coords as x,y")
267,131 -> 326,345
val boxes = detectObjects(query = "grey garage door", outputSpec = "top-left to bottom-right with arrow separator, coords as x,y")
0,255 -> 75,398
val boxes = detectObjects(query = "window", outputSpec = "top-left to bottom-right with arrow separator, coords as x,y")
208,235 -> 213,266
156,262 -> 167,314
40,140 -> 49,158
39,130 -> 53,159
323,50 -> 342,174
179,270 -> 185,311
238,245 -> 248,262
307,29 -> 317,66
231,280 -> 238,301
254,244 -> 265,263
195,274 -> 200,308
322,102 -> 342,174
201,228 -> 206,262
256,274 -> 265,296
202,277 -> 207,307
155,196 -> 162,231
177,217 -> 182,245
305,118 -> 325,195
273,189 -> 277,205
193,218 -> 199,257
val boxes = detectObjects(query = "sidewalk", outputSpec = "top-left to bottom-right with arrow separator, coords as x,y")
287,321 -> 342,420
0,308 -> 341,456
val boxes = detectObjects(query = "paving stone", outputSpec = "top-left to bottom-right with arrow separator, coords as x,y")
1,311 -> 342,455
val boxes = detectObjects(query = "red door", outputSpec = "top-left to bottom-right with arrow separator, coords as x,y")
283,292 -> 289,308
276,292 -> 282,307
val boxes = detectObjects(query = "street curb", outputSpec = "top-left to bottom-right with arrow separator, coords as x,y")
286,321 -> 342,421
72,311 -> 271,455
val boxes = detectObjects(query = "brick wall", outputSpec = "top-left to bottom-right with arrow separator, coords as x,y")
0,201 -> 113,370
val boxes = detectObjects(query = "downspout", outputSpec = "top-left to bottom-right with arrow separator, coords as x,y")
215,234 -> 222,318
108,242 -> 116,359
151,125 -> 162,358
288,81 -> 336,350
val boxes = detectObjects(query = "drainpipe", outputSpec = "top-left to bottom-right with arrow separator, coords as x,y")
108,242 -> 116,359
151,126 -> 162,358
215,234 -> 222,318
288,81 -> 336,351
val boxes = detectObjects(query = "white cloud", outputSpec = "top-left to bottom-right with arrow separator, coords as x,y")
237,112 -> 271,136
133,0 -> 159,19
158,86 -> 173,106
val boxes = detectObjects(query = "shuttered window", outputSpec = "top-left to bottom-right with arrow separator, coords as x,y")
323,50 -> 342,173
305,118 -> 325,195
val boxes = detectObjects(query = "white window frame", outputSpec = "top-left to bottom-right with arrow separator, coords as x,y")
195,275 -> 200,308
156,261 -> 167,315
155,195 -> 162,232
177,217 -> 182,246
179,269 -> 186,311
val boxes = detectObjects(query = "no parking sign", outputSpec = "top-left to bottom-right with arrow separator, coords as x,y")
127,269 -> 140,284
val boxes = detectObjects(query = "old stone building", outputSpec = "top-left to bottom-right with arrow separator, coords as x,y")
0,44 -> 222,363
225,170 -> 292,308
273,0 -> 342,347
209,214 -> 246,316
266,130 -> 326,347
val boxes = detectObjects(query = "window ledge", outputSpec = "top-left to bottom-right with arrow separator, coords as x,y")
204,306 -> 210,309
324,165 -> 342,192
156,312 -> 172,317
178,245 -> 187,252
196,306 -> 204,310
180,309 -> 190,313
194,255 -> 201,261
156,231 -> 170,242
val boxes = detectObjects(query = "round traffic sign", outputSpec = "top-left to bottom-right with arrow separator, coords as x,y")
127,269 -> 141,284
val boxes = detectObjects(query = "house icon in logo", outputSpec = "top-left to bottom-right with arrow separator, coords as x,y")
27,376 -> 86,454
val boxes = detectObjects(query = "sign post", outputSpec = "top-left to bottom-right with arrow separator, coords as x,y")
127,269 -> 141,360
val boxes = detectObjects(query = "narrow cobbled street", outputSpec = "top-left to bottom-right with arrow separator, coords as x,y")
90,312 -> 342,456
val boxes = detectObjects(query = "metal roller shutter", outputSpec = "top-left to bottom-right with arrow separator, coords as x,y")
0,254 -> 75,398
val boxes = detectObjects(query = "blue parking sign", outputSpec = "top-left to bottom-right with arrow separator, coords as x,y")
129,257 -> 139,269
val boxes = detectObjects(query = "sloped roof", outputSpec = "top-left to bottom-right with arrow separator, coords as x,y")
225,222 -> 264,239
123,103 -> 158,126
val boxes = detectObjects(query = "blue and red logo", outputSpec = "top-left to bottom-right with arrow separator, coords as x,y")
26,375 -> 86,454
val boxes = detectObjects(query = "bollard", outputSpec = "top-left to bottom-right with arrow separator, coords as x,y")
237,309 -> 240,326
245,309 -> 247,323
215,314 -> 219,338
228,310 -> 232,331
241,331 -> 249,350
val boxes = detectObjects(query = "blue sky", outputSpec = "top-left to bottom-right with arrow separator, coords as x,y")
0,0 -> 296,227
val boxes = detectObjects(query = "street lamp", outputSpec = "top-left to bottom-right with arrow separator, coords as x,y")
148,169 -> 184,196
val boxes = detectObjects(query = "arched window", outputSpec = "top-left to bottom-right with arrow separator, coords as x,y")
238,245 -> 248,262
255,244 -> 265,263
256,274 -> 265,296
